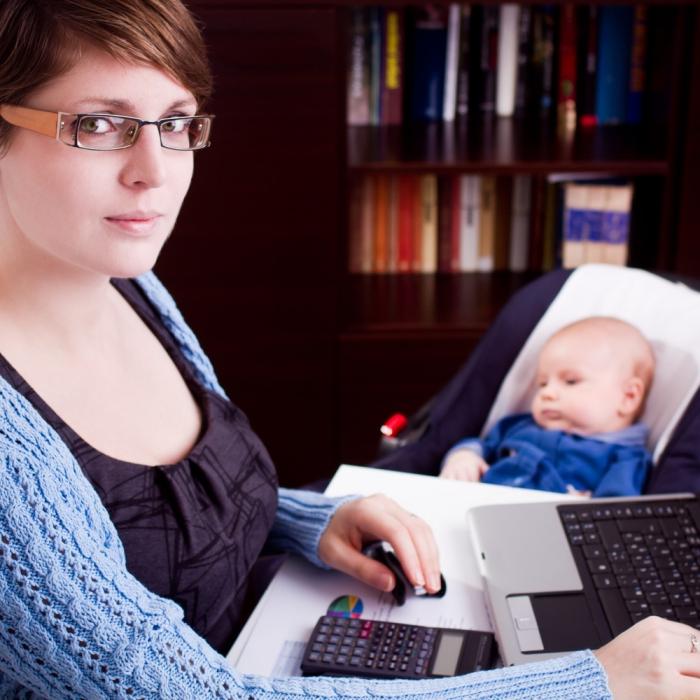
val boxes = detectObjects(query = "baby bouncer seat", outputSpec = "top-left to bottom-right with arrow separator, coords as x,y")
373,264 -> 700,495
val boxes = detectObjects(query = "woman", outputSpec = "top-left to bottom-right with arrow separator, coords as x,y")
0,1 -> 697,698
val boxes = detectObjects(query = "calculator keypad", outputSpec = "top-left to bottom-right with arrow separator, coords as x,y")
302,615 -> 438,678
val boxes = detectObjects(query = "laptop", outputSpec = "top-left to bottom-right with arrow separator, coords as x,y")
468,492 -> 700,665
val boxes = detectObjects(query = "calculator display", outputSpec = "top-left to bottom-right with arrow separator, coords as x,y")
431,630 -> 464,676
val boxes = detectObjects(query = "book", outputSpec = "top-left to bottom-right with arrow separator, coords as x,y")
455,5 -> 473,118
598,185 -> 634,265
493,177 -> 513,270
577,6 -> 598,127
381,8 -> 404,125
478,176 -> 496,271
373,173 -> 389,272
407,5 -> 448,122
386,175 -> 400,272
369,7 -> 383,125
509,175 -> 532,272
531,6 -> 557,120
397,174 -> 416,272
419,174 -> 438,273
348,178 -> 363,273
514,6 -> 532,117
459,175 -> 480,272
595,6 -> 634,124
358,175 -> 375,273
627,5 -> 648,124
557,3 -> 577,131
541,180 -> 558,270
496,4 -> 520,117
562,182 -> 634,268
449,175 -> 462,271
347,8 -> 371,125
527,176 -> 547,270
478,7 -> 499,114
437,175 -> 454,272
442,4 -> 461,122
562,183 -> 588,269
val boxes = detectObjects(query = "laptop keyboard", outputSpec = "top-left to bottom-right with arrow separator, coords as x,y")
558,498 -> 700,637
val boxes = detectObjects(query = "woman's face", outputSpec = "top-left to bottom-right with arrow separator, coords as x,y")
0,46 -> 196,280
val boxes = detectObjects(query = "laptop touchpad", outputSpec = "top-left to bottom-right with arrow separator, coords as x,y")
530,593 -> 602,652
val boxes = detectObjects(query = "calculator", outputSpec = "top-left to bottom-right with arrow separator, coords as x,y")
300,615 -> 497,679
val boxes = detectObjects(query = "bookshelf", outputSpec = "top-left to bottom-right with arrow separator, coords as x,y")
156,1 -> 700,485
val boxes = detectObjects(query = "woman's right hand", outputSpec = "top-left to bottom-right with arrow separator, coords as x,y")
594,616 -> 700,699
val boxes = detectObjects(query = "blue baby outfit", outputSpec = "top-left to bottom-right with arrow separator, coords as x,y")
446,413 -> 651,497
0,274 -> 612,699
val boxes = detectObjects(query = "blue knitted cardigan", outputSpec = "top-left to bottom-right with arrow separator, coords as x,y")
0,272 -> 612,699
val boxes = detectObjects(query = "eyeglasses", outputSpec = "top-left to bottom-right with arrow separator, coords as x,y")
0,104 -> 214,151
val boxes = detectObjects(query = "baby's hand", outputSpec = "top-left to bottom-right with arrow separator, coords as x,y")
439,449 -> 489,482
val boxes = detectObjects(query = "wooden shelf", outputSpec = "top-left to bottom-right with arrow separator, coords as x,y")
348,121 -> 670,175
342,271 -> 541,335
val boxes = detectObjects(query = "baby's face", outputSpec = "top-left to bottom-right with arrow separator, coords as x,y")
531,331 -> 636,436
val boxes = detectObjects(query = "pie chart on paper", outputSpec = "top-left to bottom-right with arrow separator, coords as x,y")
327,594 -> 363,619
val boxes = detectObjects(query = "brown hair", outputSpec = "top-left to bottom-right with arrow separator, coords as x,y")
0,0 -> 212,152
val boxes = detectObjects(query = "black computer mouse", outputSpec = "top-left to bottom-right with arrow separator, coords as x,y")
363,540 -> 447,605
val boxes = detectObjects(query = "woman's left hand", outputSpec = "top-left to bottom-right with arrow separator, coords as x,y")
317,494 -> 441,595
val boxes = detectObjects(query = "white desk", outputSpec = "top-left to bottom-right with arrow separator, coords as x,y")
226,465 -> 574,676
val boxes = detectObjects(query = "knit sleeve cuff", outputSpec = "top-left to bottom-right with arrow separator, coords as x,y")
267,488 -> 359,568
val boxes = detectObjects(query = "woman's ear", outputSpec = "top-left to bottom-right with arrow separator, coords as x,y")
619,376 -> 645,418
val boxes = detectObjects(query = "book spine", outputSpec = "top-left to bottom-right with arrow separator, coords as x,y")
381,8 -> 404,125
509,175 -> 532,272
493,177 -> 513,270
347,8 -> 370,125
369,7 -> 383,125
514,6 -> 532,117
601,184 -> 634,265
557,3 -> 577,131
348,178 -> 363,273
541,181 -> 558,270
397,174 -> 415,272
386,175 -> 400,272
455,5 -> 473,117
373,173 -> 389,272
577,6 -> 598,127
496,4 -> 520,117
528,175 -> 547,270
449,175 -> 462,271
459,175 -> 480,272
538,6 -> 557,120
437,175 -> 453,272
478,176 -> 496,271
582,185 -> 609,264
562,183 -> 589,269
595,6 -> 634,125
408,6 -> 448,122
420,174 -> 438,273
443,3 -> 461,122
412,177 -> 423,271
479,6 -> 499,114
358,175 -> 375,273
627,5 -> 648,124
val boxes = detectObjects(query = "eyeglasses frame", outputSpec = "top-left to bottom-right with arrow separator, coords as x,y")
0,104 -> 214,151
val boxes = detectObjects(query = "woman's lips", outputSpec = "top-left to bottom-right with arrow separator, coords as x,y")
104,212 -> 163,235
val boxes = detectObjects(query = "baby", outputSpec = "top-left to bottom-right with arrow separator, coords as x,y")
439,316 -> 655,497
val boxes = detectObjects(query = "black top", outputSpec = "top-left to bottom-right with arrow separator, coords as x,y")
0,279 -> 278,653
